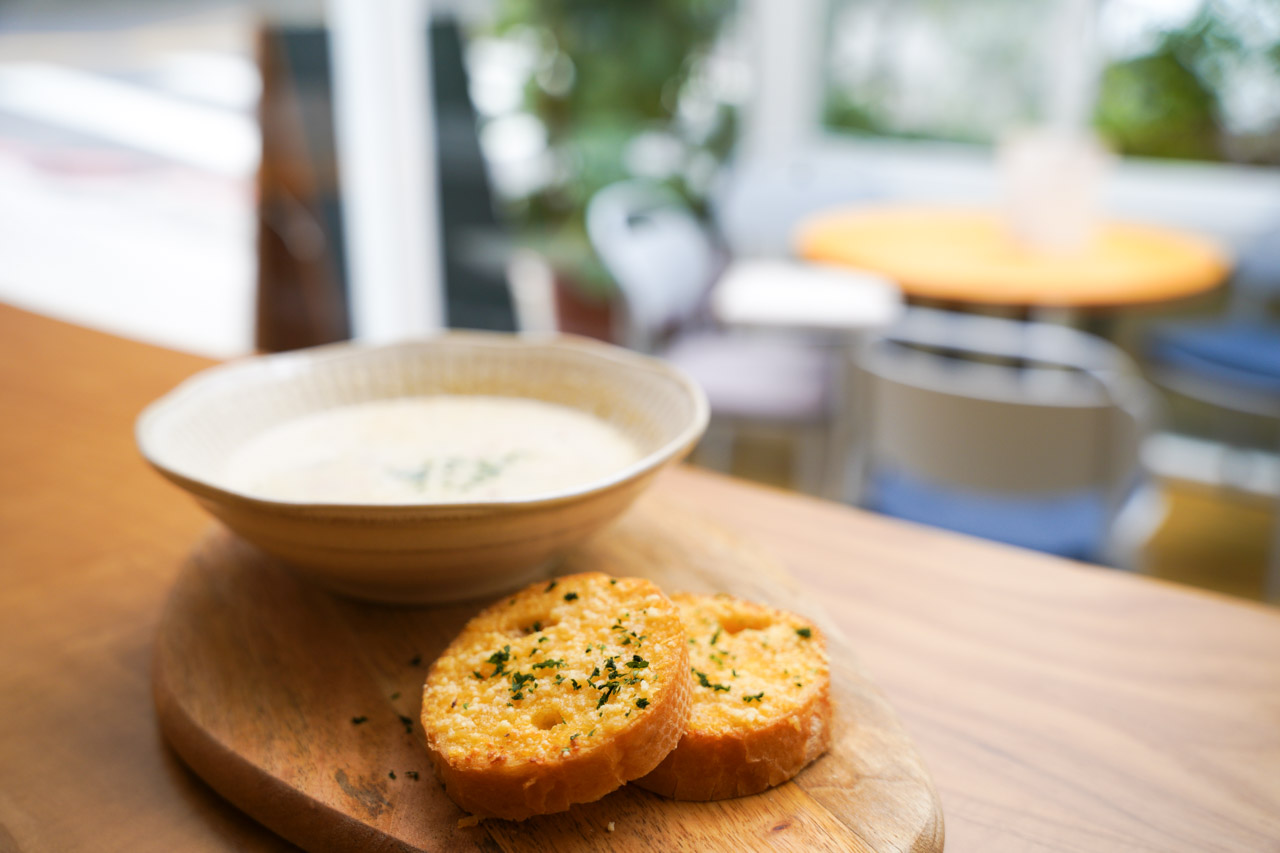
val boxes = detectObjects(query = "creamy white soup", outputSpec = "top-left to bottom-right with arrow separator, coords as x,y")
224,396 -> 642,503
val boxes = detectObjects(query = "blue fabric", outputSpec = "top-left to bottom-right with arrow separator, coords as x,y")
867,468 -> 1109,562
1148,322 -> 1280,394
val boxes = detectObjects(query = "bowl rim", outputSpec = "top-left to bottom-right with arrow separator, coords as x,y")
135,331 -> 709,515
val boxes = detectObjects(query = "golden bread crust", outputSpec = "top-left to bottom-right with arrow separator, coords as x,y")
635,593 -> 831,800
421,572 -> 690,820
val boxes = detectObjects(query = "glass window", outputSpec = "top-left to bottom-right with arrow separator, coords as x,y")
823,0 -> 1280,166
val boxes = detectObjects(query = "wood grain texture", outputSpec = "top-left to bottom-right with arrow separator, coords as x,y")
0,306 -> 298,853
4,303 -> 1280,852
668,471 -> 1280,853
152,501 -> 944,853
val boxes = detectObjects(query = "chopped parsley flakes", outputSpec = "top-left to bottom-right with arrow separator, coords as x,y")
692,669 -> 730,692
509,671 -> 536,700
485,645 -> 512,676
596,682 -> 620,709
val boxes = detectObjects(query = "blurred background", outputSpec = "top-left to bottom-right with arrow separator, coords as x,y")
1,0 -> 1278,600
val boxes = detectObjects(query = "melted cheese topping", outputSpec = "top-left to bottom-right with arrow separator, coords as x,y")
422,574 -> 686,766
224,396 -> 641,503
676,594 -> 828,731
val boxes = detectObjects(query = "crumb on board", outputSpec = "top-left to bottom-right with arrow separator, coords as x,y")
607,821 -> 615,832
457,814 -> 483,829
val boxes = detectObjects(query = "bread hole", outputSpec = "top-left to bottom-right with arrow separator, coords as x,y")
506,613 -> 559,638
532,707 -> 564,730
720,613 -> 775,635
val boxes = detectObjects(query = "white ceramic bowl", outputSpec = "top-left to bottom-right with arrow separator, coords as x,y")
136,333 -> 708,604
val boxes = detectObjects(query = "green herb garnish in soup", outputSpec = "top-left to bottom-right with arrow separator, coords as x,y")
224,396 -> 640,504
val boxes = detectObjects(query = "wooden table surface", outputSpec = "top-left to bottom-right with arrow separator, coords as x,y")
795,206 -> 1230,309
2,303 -> 1279,852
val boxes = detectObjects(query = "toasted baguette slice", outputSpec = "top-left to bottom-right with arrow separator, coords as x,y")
634,593 -> 831,800
421,572 -> 691,820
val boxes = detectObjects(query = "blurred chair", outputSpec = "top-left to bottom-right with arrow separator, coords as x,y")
586,179 -> 900,495
1145,221 -> 1280,423
1143,221 -> 1280,598
709,152 -> 882,259
587,180 -> 721,354
847,309 -> 1163,567
711,259 -> 901,335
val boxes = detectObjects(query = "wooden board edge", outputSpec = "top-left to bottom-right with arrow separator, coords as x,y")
154,514 -> 947,852
152,604 -> 422,853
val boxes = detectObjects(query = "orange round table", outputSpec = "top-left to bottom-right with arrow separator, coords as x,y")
795,206 -> 1231,309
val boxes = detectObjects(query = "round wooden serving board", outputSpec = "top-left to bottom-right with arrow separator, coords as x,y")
153,494 -> 944,852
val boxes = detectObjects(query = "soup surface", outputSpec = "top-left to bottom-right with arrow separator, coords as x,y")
224,396 -> 642,503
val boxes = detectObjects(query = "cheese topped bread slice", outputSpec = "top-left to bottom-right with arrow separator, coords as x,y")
634,592 -> 832,800
420,572 -> 691,820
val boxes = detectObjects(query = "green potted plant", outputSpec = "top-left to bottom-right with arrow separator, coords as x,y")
487,0 -> 738,339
